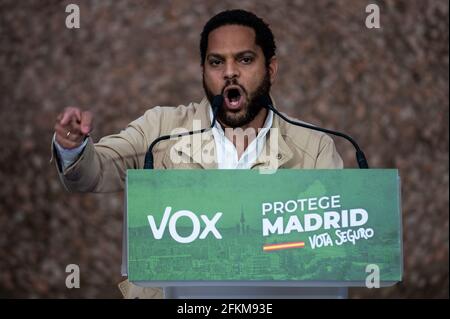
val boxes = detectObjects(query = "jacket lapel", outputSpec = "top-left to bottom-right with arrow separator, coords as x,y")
252,114 -> 293,170
171,97 -> 218,169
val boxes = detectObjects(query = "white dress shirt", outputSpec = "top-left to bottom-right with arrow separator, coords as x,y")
209,106 -> 273,169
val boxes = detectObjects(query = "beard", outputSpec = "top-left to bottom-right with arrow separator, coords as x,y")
203,70 -> 271,128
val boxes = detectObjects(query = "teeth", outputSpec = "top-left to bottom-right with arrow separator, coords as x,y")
226,88 -> 241,107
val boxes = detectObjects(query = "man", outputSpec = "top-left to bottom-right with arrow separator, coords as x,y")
53,10 -> 344,298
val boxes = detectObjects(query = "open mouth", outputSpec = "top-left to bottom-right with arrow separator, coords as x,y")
224,86 -> 244,111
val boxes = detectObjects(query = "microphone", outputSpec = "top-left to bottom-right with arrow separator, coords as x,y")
143,95 -> 224,169
262,95 -> 369,168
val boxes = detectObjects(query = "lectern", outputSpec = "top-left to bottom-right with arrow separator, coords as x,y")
122,169 -> 403,298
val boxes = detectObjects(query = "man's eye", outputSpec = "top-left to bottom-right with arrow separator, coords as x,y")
240,57 -> 253,64
209,60 -> 222,66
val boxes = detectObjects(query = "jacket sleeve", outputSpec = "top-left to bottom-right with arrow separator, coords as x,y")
315,134 -> 344,169
52,107 -> 163,193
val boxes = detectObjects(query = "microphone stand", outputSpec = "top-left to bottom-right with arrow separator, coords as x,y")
264,96 -> 369,168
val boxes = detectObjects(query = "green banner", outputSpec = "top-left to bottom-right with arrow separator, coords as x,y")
126,169 -> 402,283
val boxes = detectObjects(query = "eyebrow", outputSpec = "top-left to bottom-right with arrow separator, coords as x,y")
207,50 -> 257,60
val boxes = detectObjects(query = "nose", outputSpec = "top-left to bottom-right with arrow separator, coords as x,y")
223,61 -> 239,81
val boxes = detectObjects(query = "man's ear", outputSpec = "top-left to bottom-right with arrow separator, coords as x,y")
268,56 -> 278,84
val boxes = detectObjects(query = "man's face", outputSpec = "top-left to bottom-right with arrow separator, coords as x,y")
202,24 -> 277,128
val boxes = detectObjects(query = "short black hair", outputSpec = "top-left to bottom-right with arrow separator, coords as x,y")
200,9 -> 276,67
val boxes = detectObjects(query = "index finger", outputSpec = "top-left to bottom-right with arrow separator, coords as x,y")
80,111 -> 93,135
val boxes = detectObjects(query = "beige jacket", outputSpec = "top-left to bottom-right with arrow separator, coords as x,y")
52,96 -> 343,298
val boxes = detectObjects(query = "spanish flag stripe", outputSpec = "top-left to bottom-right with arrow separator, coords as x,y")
263,241 -> 305,251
